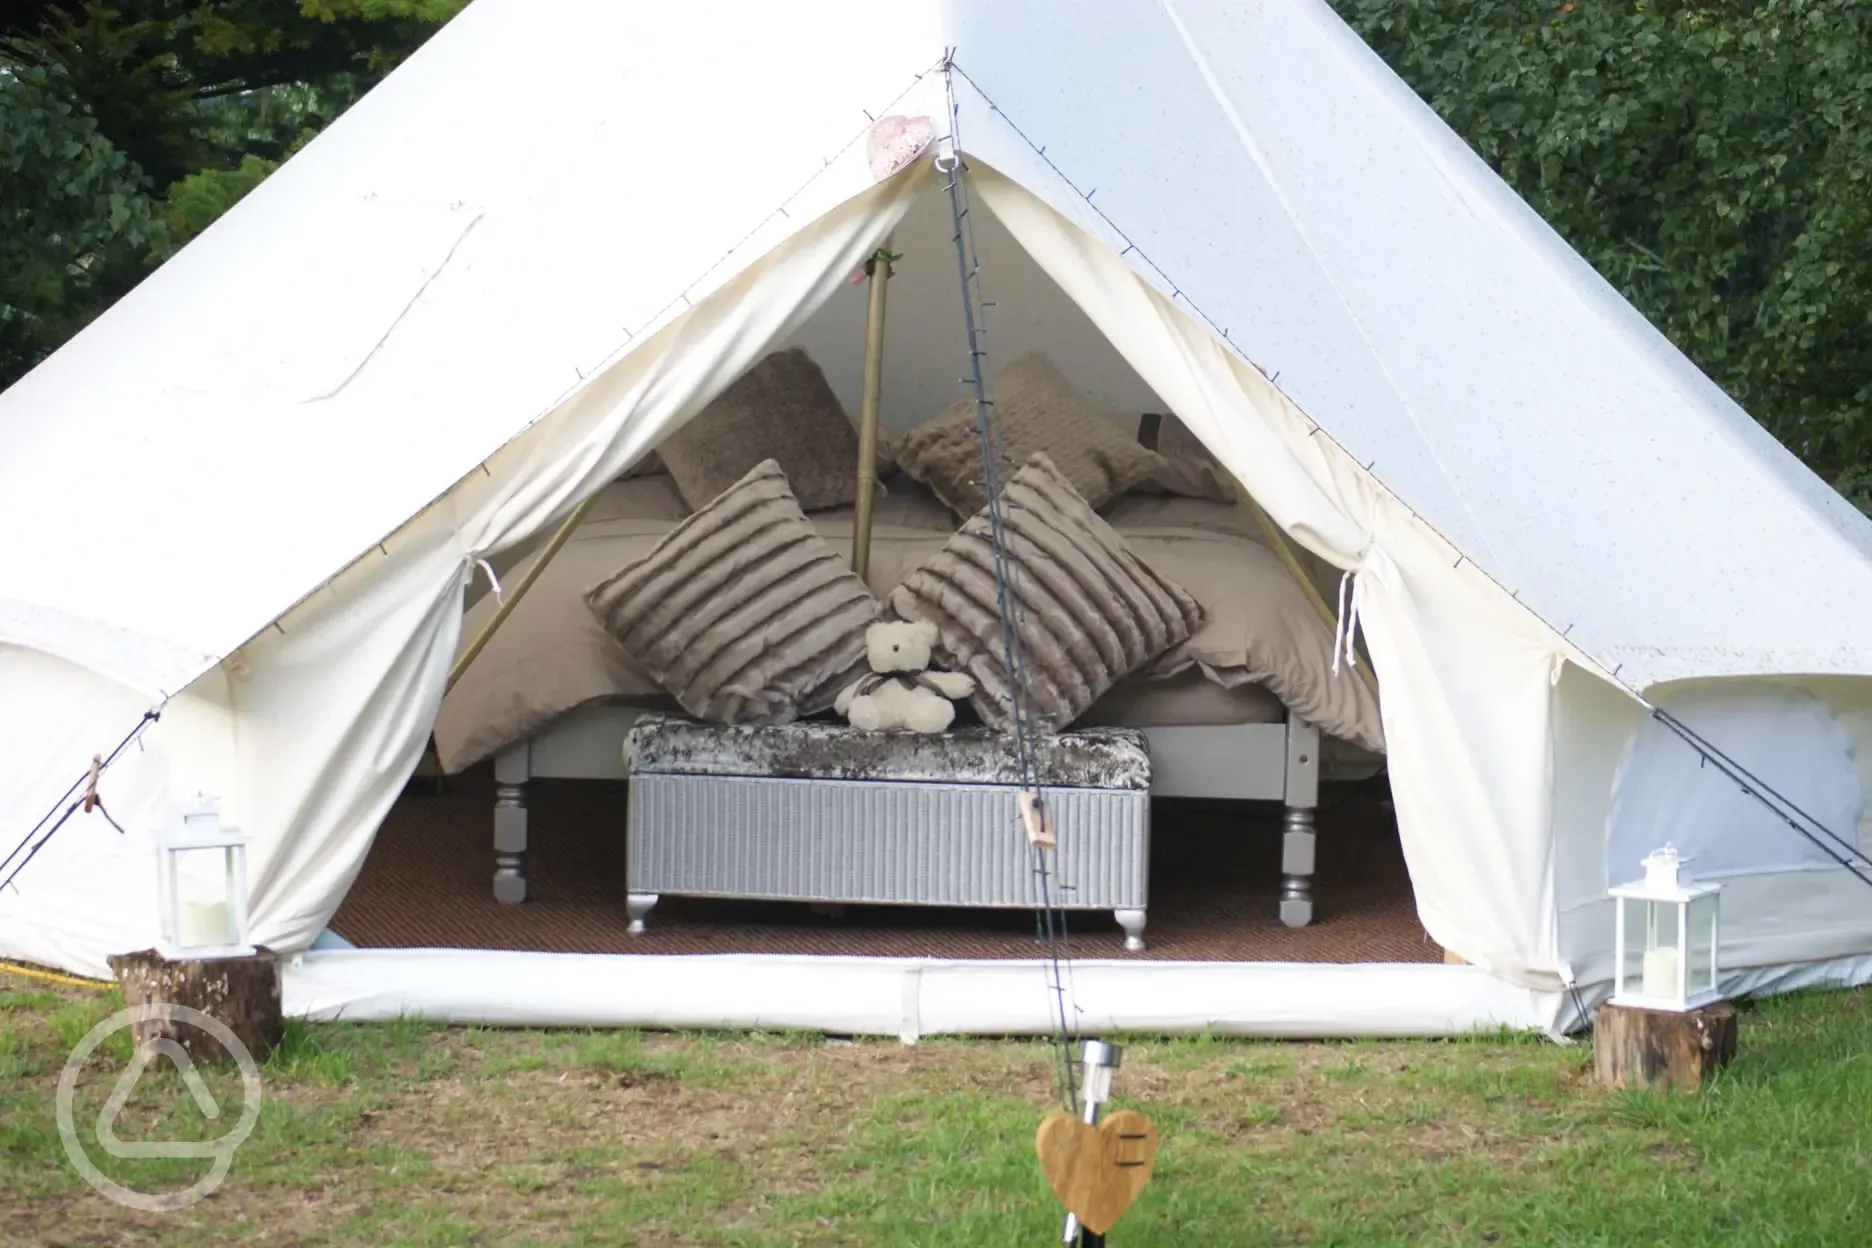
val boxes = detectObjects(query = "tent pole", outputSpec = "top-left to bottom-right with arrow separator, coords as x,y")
1228,477 -> 1381,699
851,244 -> 894,581
446,493 -> 600,696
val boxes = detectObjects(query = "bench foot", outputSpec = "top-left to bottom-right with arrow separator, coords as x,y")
1114,908 -> 1147,952
626,892 -> 659,935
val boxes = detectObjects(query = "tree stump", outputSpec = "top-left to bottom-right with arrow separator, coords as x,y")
1593,1000 -> 1736,1091
107,949 -> 284,1065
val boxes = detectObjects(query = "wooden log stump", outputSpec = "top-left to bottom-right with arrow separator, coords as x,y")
1593,1000 -> 1736,1092
107,949 -> 283,1065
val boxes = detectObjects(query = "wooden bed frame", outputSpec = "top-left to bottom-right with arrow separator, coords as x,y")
488,704 -> 1324,927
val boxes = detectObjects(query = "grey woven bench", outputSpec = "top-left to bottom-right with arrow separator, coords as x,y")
622,714 -> 1153,949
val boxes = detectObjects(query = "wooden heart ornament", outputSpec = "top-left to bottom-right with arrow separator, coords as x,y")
1035,1108 -> 1158,1234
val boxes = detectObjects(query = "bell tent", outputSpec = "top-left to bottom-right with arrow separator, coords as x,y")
2,0 -> 1870,1036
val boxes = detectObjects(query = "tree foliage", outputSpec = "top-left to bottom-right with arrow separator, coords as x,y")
0,0 -> 463,388
1332,0 -> 1872,505
0,62 -> 160,384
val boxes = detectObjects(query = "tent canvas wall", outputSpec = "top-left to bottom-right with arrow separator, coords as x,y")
4,0 -> 1871,1036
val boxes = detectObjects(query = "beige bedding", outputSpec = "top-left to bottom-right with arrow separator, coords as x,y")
433,477 -> 1385,773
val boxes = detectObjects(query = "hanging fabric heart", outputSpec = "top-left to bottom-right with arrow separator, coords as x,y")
1035,1108 -> 1158,1234
866,115 -> 936,182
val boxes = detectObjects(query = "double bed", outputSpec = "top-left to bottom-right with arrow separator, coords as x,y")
432,468 -> 1385,930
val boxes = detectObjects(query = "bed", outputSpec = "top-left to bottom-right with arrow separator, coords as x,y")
432,470 -> 1385,928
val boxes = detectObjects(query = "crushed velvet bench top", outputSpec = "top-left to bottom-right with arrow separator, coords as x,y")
624,714 -> 1151,790
620,713 -> 1155,950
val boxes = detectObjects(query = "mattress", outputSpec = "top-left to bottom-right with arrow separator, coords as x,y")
433,475 -> 1383,774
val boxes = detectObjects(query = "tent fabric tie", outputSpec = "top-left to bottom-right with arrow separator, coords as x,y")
474,557 -> 504,607
1331,569 -> 1362,676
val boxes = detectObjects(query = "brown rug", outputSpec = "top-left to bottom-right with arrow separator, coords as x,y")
333,769 -> 1441,963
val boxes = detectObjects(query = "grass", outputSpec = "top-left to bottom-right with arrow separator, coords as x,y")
1,978 -> 1868,1245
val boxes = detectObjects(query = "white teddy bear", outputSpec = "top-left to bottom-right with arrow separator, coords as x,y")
834,619 -> 977,733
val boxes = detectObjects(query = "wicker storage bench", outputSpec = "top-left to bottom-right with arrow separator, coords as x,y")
622,714 -> 1154,949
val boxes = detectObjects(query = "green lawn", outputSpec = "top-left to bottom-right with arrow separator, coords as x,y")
2,976 -> 1868,1245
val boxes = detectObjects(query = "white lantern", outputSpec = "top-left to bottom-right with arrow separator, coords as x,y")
153,794 -> 255,960
1609,844 -> 1721,1012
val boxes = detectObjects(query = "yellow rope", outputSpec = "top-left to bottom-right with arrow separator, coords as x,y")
0,959 -> 110,990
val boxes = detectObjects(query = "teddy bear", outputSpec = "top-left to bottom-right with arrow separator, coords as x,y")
834,619 -> 977,733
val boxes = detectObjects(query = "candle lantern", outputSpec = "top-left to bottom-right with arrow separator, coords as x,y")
1609,844 -> 1721,1012
153,794 -> 255,960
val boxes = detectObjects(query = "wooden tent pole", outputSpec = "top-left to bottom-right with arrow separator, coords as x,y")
851,244 -> 894,581
446,493 -> 600,696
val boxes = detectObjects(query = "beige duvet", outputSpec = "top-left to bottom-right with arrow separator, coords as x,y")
433,477 -> 1385,774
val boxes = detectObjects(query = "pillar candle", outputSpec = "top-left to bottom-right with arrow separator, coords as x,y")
1642,946 -> 1679,999
179,899 -> 230,947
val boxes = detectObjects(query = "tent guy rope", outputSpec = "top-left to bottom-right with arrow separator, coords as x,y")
0,709 -> 160,897
942,56 -> 1158,1245
941,61 -> 1082,1124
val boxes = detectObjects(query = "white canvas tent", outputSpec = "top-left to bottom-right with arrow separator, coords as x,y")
4,0 -> 1871,1037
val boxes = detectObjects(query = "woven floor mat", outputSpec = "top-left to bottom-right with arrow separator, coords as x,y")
332,768 -> 1441,963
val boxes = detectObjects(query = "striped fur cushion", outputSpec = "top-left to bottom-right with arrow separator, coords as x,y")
584,460 -> 879,725
888,453 -> 1206,733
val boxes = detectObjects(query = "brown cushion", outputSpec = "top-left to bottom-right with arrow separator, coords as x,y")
657,348 -> 864,512
1137,411 -> 1234,502
584,460 -> 879,725
887,453 -> 1206,732
893,352 -> 1165,519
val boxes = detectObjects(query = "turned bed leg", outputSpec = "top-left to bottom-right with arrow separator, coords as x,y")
1279,716 -> 1321,928
493,742 -> 530,904
1279,806 -> 1316,927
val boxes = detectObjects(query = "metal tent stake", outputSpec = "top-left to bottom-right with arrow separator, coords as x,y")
1062,1039 -> 1122,1246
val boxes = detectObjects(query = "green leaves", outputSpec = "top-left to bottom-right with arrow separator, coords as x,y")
0,0 -> 465,389
1333,0 -> 1872,508
0,62 -> 161,385
152,152 -> 278,262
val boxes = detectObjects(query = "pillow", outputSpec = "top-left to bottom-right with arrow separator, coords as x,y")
892,351 -> 1165,518
584,460 -> 880,725
657,348 -> 864,512
887,453 -> 1206,733
1137,411 -> 1234,502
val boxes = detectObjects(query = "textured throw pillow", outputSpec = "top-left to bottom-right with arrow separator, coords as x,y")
658,348 -> 864,512
893,351 -> 1165,519
1138,411 -> 1234,502
888,453 -> 1207,733
584,460 -> 880,725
